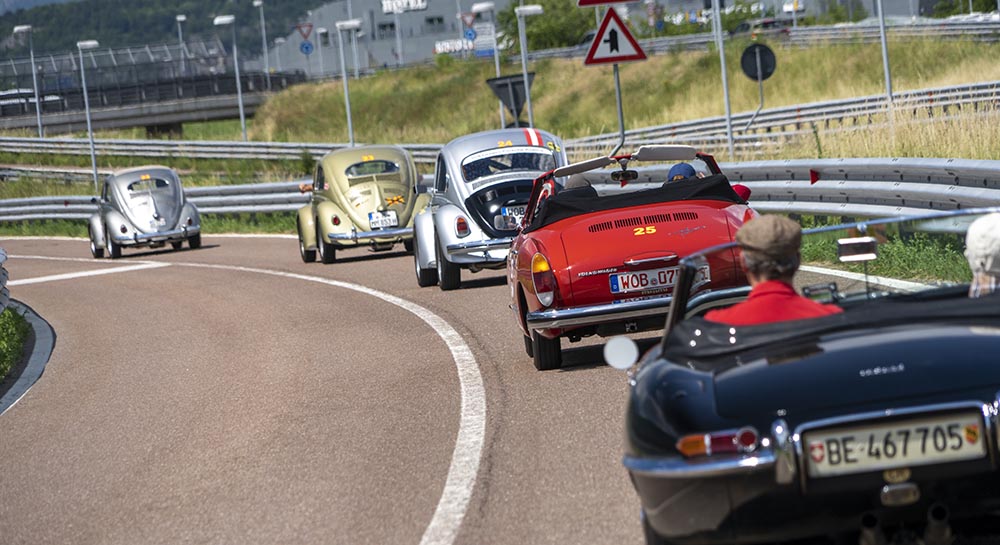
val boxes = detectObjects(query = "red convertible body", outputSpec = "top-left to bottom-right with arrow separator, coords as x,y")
507,145 -> 757,370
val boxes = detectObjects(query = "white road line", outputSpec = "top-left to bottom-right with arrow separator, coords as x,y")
10,254 -> 486,545
8,262 -> 171,286
800,265 -> 929,292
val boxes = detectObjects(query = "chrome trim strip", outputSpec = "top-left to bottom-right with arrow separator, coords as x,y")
526,295 -> 672,330
791,400 -> 992,492
623,450 -> 775,479
772,419 -> 796,485
446,237 -> 514,255
112,225 -> 198,244
328,226 -> 413,242
624,254 -> 677,266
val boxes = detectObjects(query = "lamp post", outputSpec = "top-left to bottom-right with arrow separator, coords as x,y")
274,37 -> 285,73
347,0 -> 360,79
515,4 -> 542,128
253,0 -> 271,90
393,7 -> 404,67
13,25 -> 43,138
214,15 -> 247,141
336,19 -> 361,146
175,14 -> 187,77
317,28 -> 328,77
472,2 -> 505,128
77,39 -> 100,193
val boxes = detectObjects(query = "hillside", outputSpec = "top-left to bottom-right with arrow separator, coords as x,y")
0,0 -> 76,16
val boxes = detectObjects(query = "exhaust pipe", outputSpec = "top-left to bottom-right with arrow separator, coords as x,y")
924,503 -> 954,545
859,512 -> 886,545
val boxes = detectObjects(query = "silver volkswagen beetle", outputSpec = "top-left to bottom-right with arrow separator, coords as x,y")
412,128 -> 568,290
88,165 -> 201,259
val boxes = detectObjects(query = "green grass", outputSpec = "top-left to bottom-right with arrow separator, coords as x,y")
0,214 -> 297,237
0,307 -> 30,383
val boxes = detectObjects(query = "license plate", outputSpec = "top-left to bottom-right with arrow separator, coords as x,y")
501,205 -> 526,224
609,264 -> 710,294
368,210 -> 399,229
804,412 -> 986,478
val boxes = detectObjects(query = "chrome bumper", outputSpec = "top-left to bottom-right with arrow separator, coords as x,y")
446,237 -> 514,256
526,294 -> 672,331
112,225 -> 198,245
328,226 -> 413,242
624,450 -> 777,479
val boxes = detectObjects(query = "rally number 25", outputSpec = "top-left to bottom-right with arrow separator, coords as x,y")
634,226 -> 656,236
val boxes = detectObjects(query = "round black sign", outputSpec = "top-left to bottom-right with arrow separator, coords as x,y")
740,43 -> 776,82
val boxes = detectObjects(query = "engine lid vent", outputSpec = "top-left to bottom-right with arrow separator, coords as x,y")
673,212 -> 699,221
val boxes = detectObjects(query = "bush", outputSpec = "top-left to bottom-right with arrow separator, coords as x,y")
0,307 -> 30,382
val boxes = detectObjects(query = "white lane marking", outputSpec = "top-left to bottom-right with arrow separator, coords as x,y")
800,265 -> 929,292
8,262 -> 171,286
11,254 -> 486,545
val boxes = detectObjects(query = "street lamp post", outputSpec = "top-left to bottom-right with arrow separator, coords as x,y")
347,0 -> 360,79
175,14 -> 187,77
13,25 -> 43,138
336,19 -> 362,146
253,0 -> 271,91
77,39 -> 100,193
472,2 -> 505,128
214,15 -> 247,141
393,8 -> 404,67
515,4 -> 543,128
274,37 -> 285,73
317,28 -> 328,77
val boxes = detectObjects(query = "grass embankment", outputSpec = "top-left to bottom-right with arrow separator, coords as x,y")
0,307 -> 30,383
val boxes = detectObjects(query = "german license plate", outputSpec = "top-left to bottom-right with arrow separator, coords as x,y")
501,205 -> 526,224
804,412 -> 986,478
368,210 -> 399,229
609,264 -> 710,294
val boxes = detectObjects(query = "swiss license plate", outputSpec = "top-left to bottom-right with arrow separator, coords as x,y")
609,264 -> 710,294
368,210 -> 399,229
501,205 -> 526,223
804,412 -> 986,478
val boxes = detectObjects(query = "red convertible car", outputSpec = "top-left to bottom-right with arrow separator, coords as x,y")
507,145 -> 756,370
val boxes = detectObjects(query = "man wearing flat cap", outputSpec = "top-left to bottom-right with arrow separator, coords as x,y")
705,215 -> 842,326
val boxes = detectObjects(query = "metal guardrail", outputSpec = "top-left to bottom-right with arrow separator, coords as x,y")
1,158 -> 998,222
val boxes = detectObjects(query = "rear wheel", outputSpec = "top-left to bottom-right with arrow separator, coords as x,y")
642,513 -> 673,545
171,241 -> 184,250
89,227 -> 104,259
105,227 -> 121,259
531,330 -> 561,371
188,233 -> 202,249
435,236 -> 461,291
317,224 -> 336,264
298,220 -> 316,263
414,237 -> 438,287
403,238 -> 414,253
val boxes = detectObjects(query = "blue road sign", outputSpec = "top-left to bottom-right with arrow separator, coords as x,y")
464,28 -> 477,41
300,40 -> 314,55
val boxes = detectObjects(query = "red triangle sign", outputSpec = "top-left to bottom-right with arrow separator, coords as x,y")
584,8 -> 646,65
460,12 -> 476,28
296,23 -> 313,40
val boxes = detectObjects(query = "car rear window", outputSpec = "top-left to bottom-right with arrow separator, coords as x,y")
126,177 -> 170,193
461,147 -> 555,183
345,160 -> 400,178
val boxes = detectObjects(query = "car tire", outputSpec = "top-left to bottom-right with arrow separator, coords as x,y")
317,224 -> 336,264
414,237 -> 438,287
531,330 -> 561,371
642,512 -> 673,545
89,227 -> 104,259
188,233 -> 202,250
171,241 -> 184,250
298,220 -> 316,263
523,334 -> 534,358
435,236 -> 461,291
105,227 -> 121,259
403,238 -> 414,253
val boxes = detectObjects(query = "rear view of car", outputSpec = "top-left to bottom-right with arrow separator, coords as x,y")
88,166 -> 200,259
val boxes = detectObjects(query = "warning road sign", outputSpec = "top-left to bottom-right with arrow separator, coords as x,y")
584,8 -> 647,65
460,12 -> 476,28
296,23 -> 314,40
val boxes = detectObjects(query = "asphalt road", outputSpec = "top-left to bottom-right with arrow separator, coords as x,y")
0,236 -> 643,545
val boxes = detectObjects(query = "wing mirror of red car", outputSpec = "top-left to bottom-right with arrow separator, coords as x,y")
611,170 -> 639,182
90,197 -> 98,204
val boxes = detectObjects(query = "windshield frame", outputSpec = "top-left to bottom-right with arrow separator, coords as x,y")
460,146 -> 556,183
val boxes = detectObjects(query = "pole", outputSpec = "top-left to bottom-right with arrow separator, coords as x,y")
28,32 -> 42,137
258,2 -> 271,90
610,64 -> 625,156
490,16 -> 505,128
744,48 -> 765,131
232,26 -> 247,141
876,0 -> 893,104
517,13 -> 534,128
275,42 -> 282,72
337,29 -> 355,146
711,0 -> 735,158
792,0 -> 798,27
176,19 -> 185,76
348,1 -> 359,79
317,31 -> 325,76
79,47 -> 98,193
394,10 -> 404,67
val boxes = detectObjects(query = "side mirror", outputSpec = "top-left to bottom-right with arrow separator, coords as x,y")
417,174 -> 435,194
611,170 -> 639,182
90,197 -> 98,204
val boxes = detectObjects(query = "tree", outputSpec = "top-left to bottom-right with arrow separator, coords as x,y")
497,0 -> 598,52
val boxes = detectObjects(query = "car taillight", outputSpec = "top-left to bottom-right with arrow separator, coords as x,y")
187,217 -> 193,226
119,224 -> 127,234
676,427 -> 758,458
531,253 -> 557,307
332,215 -> 341,226
456,217 -> 470,238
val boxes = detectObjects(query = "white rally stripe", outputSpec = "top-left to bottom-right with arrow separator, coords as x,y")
8,262 -> 171,286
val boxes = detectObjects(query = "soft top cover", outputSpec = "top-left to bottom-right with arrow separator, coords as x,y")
523,173 -> 743,234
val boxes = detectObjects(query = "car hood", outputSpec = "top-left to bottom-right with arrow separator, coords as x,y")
339,173 -> 413,229
713,324 -> 1000,420
557,201 -> 742,307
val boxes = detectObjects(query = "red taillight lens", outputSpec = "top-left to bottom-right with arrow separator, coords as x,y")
531,253 -> 557,307
456,217 -> 470,238
119,224 -> 127,234
332,215 -> 341,226
676,427 -> 759,458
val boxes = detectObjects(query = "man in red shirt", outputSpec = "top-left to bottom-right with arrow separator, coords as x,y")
705,215 -> 842,326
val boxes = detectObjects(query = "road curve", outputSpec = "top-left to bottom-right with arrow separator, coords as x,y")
0,237 -> 642,545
